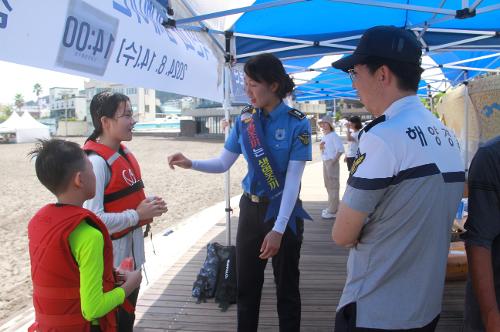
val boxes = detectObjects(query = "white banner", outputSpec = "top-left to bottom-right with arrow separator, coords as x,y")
0,0 -> 223,102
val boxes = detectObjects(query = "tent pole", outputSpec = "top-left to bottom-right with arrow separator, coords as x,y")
463,70 -> 469,173
223,32 -> 233,246
333,98 -> 337,133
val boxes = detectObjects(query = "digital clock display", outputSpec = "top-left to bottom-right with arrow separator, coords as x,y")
56,0 -> 118,76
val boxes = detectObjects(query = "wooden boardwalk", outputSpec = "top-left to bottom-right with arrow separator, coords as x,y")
134,162 -> 466,331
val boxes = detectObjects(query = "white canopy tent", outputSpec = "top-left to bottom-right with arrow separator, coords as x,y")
0,110 -> 21,130
0,111 -> 50,143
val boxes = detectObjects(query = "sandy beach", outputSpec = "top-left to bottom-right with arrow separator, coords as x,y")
0,135 -> 322,323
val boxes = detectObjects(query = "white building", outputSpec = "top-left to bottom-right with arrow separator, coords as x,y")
49,87 -> 87,121
84,80 -> 156,122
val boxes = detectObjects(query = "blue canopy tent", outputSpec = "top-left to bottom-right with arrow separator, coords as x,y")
167,0 -> 499,244
172,0 -> 499,101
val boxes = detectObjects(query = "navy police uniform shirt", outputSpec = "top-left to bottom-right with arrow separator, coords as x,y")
224,101 -> 312,196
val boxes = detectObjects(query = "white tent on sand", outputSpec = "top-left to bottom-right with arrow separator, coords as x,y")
0,111 -> 50,143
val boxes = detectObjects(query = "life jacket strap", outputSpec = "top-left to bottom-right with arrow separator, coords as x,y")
104,180 -> 144,204
111,219 -> 152,240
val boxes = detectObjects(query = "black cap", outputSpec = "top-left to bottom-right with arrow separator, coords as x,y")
332,26 -> 422,72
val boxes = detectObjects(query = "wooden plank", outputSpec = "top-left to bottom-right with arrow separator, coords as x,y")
135,200 -> 466,331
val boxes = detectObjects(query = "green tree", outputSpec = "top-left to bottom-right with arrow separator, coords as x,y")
14,93 -> 25,112
421,92 -> 447,112
335,111 -> 341,122
0,104 -> 13,122
33,83 -> 43,101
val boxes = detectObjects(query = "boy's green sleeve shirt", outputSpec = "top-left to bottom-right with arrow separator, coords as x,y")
69,220 -> 125,322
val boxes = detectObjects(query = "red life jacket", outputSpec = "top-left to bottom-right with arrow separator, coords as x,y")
28,204 -> 117,332
83,140 -> 152,240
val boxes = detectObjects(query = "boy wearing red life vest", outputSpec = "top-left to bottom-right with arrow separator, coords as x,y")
27,139 -> 142,332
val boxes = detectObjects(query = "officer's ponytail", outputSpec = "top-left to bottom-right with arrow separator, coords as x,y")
244,53 -> 295,99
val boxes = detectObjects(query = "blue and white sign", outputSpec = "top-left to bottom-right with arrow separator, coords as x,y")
0,0 -> 223,102
230,63 -> 249,105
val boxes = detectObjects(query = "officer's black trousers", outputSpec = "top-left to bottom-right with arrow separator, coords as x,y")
236,194 -> 304,332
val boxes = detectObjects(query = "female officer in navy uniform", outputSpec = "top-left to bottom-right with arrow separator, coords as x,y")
168,53 -> 312,332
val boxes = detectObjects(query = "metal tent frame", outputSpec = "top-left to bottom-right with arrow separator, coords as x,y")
167,0 -> 500,244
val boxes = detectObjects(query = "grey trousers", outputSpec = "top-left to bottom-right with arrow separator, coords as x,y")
323,159 -> 340,214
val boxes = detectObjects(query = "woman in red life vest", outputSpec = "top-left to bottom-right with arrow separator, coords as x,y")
83,92 -> 168,331
28,139 -> 142,332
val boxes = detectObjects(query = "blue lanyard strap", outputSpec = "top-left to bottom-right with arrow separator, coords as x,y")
240,108 -> 311,234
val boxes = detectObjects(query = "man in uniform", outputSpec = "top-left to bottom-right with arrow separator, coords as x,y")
331,26 -> 465,331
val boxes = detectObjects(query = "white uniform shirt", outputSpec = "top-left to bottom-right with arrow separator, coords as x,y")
321,131 -> 344,161
339,95 -> 464,329
84,152 -> 145,268
345,130 -> 360,158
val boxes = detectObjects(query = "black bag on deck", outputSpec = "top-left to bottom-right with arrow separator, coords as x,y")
192,243 -> 220,303
214,243 -> 237,312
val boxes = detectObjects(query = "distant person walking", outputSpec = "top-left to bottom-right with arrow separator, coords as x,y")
344,116 -> 362,172
318,115 -> 344,219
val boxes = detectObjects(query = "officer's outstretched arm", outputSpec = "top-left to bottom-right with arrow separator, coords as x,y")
191,148 -> 239,173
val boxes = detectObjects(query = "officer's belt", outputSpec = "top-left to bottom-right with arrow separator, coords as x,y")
243,192 -> 270,203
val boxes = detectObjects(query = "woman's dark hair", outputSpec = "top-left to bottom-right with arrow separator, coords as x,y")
348,116 -> 363,130
28,139 -> 86,195
362,56 -> 424,92
86,91 -> 130,142
244,53 -> 295,99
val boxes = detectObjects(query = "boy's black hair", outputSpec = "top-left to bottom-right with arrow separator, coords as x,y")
28,139 -> 86,195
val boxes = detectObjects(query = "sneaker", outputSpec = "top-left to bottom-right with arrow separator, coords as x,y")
321,210 -> 336,219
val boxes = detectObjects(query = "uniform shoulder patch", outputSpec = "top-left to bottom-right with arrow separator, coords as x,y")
298,131 -> 310,145
241,104 -> 254,114
350,153 -> 366,175
288,108 -> 306,120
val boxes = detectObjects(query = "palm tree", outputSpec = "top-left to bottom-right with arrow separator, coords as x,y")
14,93 -> 24,113
33,83 -> 43,116
33,83 -> 42,104
33,83 -> 42,99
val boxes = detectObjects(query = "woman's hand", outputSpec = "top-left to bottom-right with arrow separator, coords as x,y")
259,230 -> 283,259
136,197 -> 168,220
167,152 -> 192,170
